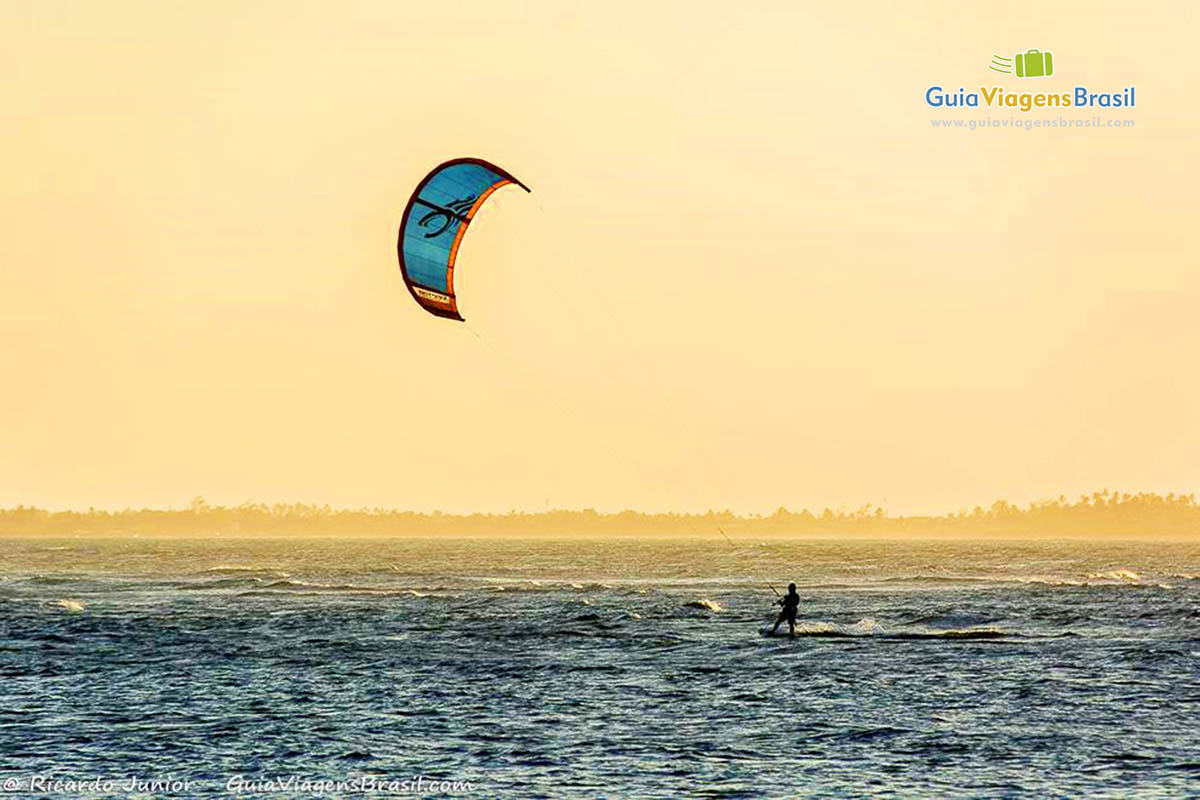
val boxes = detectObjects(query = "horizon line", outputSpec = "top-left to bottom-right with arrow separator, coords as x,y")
4,488 -> 1197,520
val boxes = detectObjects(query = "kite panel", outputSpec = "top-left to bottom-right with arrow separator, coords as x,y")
397,158 -> 530,321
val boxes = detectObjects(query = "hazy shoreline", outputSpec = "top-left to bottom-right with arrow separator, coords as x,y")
2,490 -> 1197,539
2,529 -> 1199,542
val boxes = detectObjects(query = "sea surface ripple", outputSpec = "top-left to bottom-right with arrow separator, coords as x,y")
1,536 -> 1198,797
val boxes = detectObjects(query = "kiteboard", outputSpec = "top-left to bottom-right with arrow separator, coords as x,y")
758,628 -> 798,638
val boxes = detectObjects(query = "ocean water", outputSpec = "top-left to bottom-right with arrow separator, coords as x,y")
1,536 -> 1198,798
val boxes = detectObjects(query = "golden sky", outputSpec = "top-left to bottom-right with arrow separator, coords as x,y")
2,1 -> 1196,514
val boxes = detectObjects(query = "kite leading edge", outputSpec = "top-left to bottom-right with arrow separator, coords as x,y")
396,158 -> 531,321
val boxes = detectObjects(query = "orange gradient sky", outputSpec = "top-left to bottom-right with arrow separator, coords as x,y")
2,1 -> 1197,514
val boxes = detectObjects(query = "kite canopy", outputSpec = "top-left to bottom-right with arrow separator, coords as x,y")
396,158 -> 530,321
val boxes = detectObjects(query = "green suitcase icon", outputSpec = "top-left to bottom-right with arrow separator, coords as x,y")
1014,49 -> 1053,78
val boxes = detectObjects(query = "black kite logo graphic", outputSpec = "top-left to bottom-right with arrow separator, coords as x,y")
419,196 -> 477,238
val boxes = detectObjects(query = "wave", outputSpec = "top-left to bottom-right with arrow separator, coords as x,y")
1087,569 -> 1142,582
763,618 -> 1009,640
23,575 -> 87,586
871,570 -> 1180,590
889,628 -> 1008,640
463,581 -> 627,595
260,580 -> 395,595
684,599 -> 723,612
198,566 -> 291,579
779,628 -> 1008,640
879,575 -> 996,584
822,726 -> 910,743
1017,576 -> 1088,587
903,612 -> 1001,628
787,619 -> 885,637
190,577 -> 269,590
971,573 -> 1175,590
235,580 -> 464,598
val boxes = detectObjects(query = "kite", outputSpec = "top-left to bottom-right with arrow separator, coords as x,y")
396,158 -> 530,321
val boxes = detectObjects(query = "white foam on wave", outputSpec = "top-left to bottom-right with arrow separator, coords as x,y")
204,565 -> 290,577
56,599 -> 85,613
257,579 -> 398,596
848,618 -> 886,635
792,618 -> 884,636
1018,576 -> 1086,587
785,619 -> 1005,639
1018,571 -> 1175,589
1087,569 -> 1142,582
685,598 -> 723,612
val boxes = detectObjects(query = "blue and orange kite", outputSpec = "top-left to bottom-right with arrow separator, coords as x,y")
396,158 -> 530,321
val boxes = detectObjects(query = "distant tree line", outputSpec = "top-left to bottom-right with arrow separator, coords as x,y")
1,490 -> 1197,536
